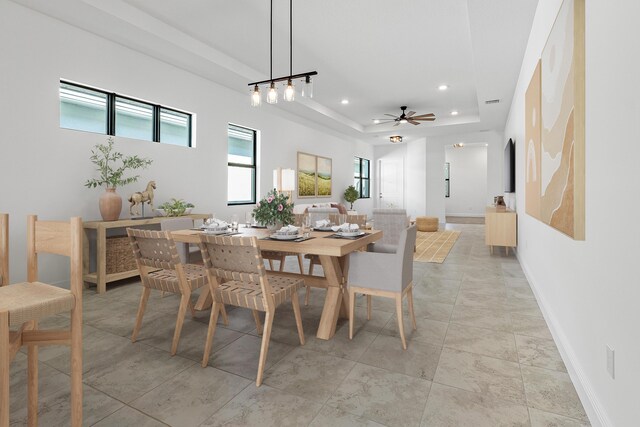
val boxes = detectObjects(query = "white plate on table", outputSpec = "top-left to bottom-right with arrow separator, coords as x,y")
313,226 -> 334,231
270,233 -> 301,240
337,231 -> 365,237
202,228 -> 230,235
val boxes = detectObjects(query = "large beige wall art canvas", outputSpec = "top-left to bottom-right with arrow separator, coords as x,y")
538,0 -> 585,240
525,61 -> 542,219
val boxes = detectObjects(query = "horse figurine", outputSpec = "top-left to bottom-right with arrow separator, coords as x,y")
128,180 -> 156,216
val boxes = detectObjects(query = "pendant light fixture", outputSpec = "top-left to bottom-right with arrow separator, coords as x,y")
390,135 -> 403,143
249,0 -> 317,106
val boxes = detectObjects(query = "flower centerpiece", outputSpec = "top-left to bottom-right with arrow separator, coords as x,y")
252,189 -> 294,229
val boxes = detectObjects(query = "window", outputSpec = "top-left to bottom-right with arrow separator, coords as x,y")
445,162 -> 450,197
354,157 -> 370,198
227,124 -> 257,205
59,81 -> 192,147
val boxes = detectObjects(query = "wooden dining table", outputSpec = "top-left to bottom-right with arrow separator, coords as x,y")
171,227 -> 382,340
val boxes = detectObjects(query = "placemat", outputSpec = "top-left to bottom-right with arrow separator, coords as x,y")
260,236 -> 315,242
325,233 -> 369,240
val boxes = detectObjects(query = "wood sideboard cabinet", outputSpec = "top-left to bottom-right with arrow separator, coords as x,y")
485,207 -> 517,255
83,214 -> 210,293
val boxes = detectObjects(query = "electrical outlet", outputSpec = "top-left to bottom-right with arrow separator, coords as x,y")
606,345 -> 615,379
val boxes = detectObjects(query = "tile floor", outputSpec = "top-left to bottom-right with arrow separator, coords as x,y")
8,224 -> 590,426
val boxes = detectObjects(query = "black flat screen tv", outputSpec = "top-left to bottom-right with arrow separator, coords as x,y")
504,138 -> 516,193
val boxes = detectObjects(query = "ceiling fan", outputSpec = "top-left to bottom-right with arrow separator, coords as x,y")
373,106 -> 436,126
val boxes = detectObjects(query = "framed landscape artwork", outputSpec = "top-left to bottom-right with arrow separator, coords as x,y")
297,152 -> 332,198
526,0 -> 585,240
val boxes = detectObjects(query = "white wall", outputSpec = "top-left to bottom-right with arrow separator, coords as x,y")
445,145 -> 488,217
405,139 -> 427,218
0,1 -> 373,285
503,0 -> 640,425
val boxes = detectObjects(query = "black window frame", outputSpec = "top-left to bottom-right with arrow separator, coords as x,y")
354,157 -> 370,199
60,80 -> 192,147
227,124 -> 257,206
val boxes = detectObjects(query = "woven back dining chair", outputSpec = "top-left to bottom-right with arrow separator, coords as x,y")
0,215 -> 83,426
127,228 -> 227,356
160,217 -> 200,264
0,213 -> 7,287
370,208 -> 410,253
199,234 -> 305,386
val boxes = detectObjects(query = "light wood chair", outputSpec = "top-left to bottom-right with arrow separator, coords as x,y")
199,234 -> 305,386
160,217 -> 200,264
0,213 -> 7,287
348,225 -> 418,349
127,228 -> 228,356
0,215 -> 83,427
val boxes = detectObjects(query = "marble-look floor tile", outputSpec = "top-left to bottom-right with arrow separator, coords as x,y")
434,348 -> 525,405
421,382 -> 530,427
359,334 -> 442,381
521,366 -> 589,422
202,384 -> 322,426
411,300 -> 454,322
264,348 -> 355,402
83,343 -> 196,403
528,407 -> 590,426
511,314 -> 553,340
459,282 -> 508,297
309,406 -> 386,427
516,335 -> 566,372
504,277 -> 532,288
341,307 -> 394,335
380,314 -> 449,346
92,406 -> 167,427
456,289 -> 508,309
444,323 -> 518,362
327,363 -> 431,427
506,297 -> 541,315
507,286 -> 536,299
130,364 -> 250,427
304,328 -> 376,361
450,305 -> 512,332
210,334 -> 294,380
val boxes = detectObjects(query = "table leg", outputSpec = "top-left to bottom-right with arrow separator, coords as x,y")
82,229 -> 90,289
97,225 -> 106,294
338,255 -> 350,320
317,256 -> 345,340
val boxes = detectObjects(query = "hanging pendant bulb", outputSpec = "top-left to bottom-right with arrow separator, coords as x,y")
284,79 -> 295,102
267,82 -> 278,104
251,85 -> 261,107
301,75 -> 313,98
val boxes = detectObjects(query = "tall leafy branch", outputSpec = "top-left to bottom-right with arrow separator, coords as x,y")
85,137 -> 153,189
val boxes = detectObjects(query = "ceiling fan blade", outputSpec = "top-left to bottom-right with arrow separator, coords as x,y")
412,114 -> 435,119
408,119 -> 420,125
393,122 -> 400,127
384,114 -> 399,118
406,111 -> 416,117
413,117 -> 436,121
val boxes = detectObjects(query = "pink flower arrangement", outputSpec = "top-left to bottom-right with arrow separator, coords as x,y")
252,189 -> 294,226
277,204 -> 284,212
267,196 -> 274,203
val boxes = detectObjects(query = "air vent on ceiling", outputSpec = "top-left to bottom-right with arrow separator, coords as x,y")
485,99 -> 500,104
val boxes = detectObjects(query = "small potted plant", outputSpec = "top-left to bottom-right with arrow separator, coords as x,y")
85,137 -> 152,221
252,189 -> 294,230
156,199 -> 195,217
343,185 -> 359,213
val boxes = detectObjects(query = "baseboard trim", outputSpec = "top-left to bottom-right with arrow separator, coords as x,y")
445,213 -> 485,218
516,253 -> 612,427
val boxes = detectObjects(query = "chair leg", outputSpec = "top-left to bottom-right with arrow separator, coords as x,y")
202,302 -> 221,367
171,294 -> 190,356
348,289 -> 356,340
278,256 -> 285,272
1,312 -> 10,427
308,260 -> 315,276
304,285 -> 310,306
407,286 -> 417,330
297,254 -> 304,274
28,321 -> 38,427
291,291 -> 305,345
219,304 -> 229,326
188,299 -> 196,319
366,295 -> 372,320
70,302 -> 83,427
131,287 -> 151,343
252,310 -> 263,335
395,294 -> 407,350
268,259 -> 274,270
256,311 -> 274,387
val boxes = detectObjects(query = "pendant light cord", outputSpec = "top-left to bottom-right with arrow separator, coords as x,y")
289,0 -> 293,77
270,0 -> 273,81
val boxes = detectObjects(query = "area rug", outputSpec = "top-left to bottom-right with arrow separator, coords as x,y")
414,230 -> 461,263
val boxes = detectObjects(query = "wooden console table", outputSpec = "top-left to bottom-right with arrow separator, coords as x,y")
83,214 -> 210,293
485,207 -> 517,255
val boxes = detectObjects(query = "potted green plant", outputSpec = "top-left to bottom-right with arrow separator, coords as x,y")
85,137 -> 152,221
157,199 -> 195,217
252,189 -> 294,230
343,185 -> 359,211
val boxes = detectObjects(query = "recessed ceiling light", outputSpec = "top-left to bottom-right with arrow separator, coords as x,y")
341,99 -> 349,105
373,119 -> 380,124
450,110 -> 459,116
438,85 -> 448,91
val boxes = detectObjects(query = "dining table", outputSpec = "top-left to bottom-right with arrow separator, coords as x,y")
171,226 -> 382,340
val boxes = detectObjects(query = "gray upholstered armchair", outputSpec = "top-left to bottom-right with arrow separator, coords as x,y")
348,224 -> 418,349
369,208 -> 410,254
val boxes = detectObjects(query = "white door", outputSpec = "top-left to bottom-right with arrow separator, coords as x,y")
378,159 -> 404,208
